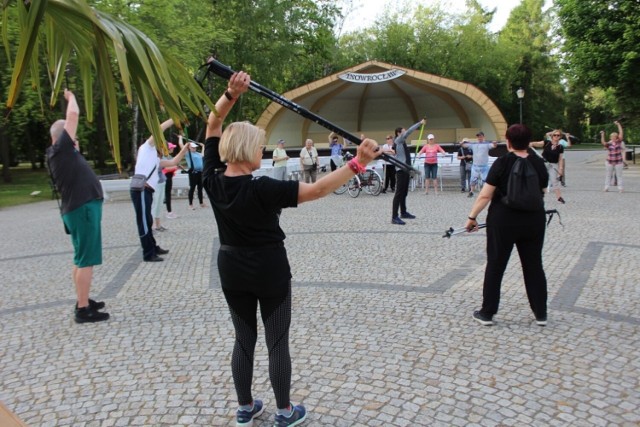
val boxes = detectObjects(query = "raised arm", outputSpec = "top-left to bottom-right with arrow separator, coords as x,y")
530,140 -> 545,148
63,89 -> 79,140
600,130 -> 607,147
146,118 -> 174,147
205,70 -> 251,139
615,121 -> 623,141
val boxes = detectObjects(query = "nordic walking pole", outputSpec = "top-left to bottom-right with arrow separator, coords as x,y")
199,58 -> 412,173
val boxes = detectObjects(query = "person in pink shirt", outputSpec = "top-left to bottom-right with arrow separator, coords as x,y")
418,134 -> 446,195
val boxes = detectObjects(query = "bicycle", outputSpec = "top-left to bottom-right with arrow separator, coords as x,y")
347,168 -> 383,197
333,152 -> 350,195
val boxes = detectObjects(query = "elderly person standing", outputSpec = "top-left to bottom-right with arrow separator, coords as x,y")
131,119 -> 189,262
466,124 -> 549,327
46,89 -> 109,323
299,138 -> 319,183
202,71 -> 380,426
272,139 -> 289,180
530,129 -> 566,203
600,121 -> 625,192
418,133 -> 446,195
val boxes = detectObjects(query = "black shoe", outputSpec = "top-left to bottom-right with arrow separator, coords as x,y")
381,189 -> 386,193
156,247 -> 169,255
535,316 -> 547,326
144,255 -> 164,262
468,191 -> 474,198
75,299 -> 105,312
557,197 -> 565,204
75,306 -> 110,323
473,310 -> 493,326
461,188 -> 466,192
391,217 -> 406,225
400,212 -> 416,219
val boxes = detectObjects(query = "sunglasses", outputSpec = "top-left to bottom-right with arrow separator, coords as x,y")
552,134 -> 561,137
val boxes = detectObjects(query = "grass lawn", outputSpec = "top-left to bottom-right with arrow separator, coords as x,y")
0,166 -> 54,208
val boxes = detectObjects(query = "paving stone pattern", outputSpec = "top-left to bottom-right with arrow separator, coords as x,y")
1,151 -> 639,426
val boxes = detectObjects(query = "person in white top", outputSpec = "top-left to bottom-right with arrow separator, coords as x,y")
272,139 -> 289,180
131,119 -> 189,262
381,135 -> 396,193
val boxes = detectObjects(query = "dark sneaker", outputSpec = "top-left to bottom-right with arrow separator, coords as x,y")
473,310 -> 493,326
468,191 -> 474,198
274,404 -> 307,427
391,217 -> 406,225
75,306 -> 110,324
75,299 -> 105,312
557,197 -> 565,204
461,188 -> 466,192
400,212 -> 416,219
536,317 -> 547,326
236,399 -> 264,426
156,247 -> 169,255
144,255 -> 164,262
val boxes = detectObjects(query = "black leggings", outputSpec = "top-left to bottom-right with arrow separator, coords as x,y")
392,170 -> 410,217
222,283 -> 292,409
188,171 -> 203,204
164,173 -> 173,212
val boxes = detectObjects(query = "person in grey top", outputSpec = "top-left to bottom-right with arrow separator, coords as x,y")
46,89 -> 109,323
391,118 -> 426,225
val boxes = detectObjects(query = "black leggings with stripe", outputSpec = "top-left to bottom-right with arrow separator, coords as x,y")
219,247 -> 292,410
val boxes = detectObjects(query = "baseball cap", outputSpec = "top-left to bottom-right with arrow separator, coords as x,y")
476,131 -> 484,136
277,139 -> 285,144
427,134 -> 435,139
168,143 -> 177,150
190,142 -> 198,148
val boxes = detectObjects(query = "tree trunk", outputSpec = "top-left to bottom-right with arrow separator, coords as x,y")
0,117 -> 12,183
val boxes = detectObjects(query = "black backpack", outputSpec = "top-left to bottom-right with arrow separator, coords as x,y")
500,155 -> 544,211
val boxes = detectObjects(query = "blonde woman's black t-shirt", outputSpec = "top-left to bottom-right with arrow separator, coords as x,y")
202,136 -> 299,247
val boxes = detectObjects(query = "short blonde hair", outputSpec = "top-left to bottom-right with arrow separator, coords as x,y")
219,121 -> 265,163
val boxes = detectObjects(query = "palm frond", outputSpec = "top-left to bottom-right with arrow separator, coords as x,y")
3,0 -> 216,172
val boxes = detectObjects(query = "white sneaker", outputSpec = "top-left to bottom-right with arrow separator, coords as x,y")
166,212 -> 178,219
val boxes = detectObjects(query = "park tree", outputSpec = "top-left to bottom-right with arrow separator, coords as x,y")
2,0 -> 216,178
555,0 -> 640,137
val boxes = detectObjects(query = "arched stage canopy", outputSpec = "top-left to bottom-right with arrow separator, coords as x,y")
256,61 -> 507,148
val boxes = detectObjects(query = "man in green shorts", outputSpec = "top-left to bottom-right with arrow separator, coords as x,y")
46,89 -> 109,323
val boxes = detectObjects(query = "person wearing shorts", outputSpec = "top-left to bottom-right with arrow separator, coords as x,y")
46,89 -> 109,323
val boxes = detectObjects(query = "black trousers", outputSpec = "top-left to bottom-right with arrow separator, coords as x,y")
188,171 -> 203,204
384,164 -> 396,190
392,170 -> 410,217
480,221 -> 547,319
130,188 -> 158,260
164,173 -> 173,212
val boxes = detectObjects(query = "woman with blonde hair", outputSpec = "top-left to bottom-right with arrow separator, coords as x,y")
530,129 -> 565,203
202,70 -> 380,427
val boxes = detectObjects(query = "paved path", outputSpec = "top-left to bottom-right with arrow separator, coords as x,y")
1,150 -> 639,426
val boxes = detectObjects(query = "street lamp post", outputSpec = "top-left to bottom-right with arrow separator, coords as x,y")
516,87 -> 525,124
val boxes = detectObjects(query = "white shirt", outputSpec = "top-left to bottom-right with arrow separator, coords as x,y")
134,140 -> 160,190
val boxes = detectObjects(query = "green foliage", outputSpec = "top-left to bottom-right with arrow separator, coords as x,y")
556,0 -> 640,135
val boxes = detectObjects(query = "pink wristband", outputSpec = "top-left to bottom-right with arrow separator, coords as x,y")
347,158 -> 366,174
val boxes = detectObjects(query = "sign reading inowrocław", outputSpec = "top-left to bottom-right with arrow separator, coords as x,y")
338,69 -> 406,83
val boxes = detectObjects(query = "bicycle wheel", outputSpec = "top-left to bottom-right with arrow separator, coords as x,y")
367,171 -> 381,195
347,176 -> 361,198
333,182 -> 348,195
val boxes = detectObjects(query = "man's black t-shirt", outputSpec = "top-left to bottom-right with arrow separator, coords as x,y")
46,130 -> 103,214
202,137 -> 299,247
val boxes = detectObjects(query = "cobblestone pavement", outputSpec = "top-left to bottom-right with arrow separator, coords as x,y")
1,151 -> 639,427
